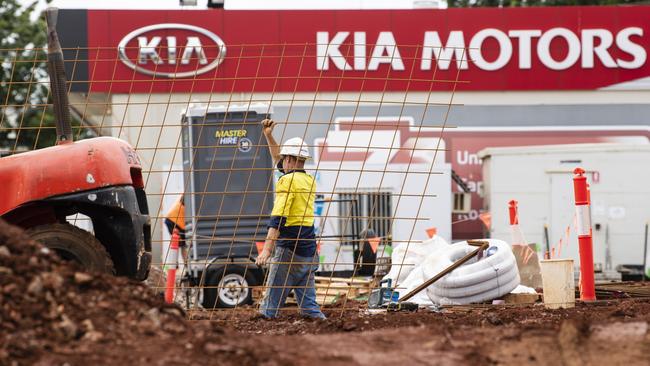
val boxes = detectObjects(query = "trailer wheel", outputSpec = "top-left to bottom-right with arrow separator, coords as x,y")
27,223 -> 115,274
202,265 -> 256,308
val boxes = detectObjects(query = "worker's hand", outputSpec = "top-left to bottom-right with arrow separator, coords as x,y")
261,119 -> 275,136
256,248 -> 273,266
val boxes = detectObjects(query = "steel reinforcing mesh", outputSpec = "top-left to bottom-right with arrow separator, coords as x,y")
0,42 -> 465,318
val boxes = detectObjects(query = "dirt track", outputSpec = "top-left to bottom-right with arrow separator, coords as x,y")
33,300 -> 650,366
200,300 -> 650,365
2,219 -> 650,366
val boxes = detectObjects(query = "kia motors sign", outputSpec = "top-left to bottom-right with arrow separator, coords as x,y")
57,7 -> 650,92
117,23 -> 226,78
315,27 -> 646,72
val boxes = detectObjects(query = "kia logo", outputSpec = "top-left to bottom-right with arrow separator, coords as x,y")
117,23 -> 226,78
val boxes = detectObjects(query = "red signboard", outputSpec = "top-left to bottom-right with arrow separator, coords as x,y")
74,6 -> 650,92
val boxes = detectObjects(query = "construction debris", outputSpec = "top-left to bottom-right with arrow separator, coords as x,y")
503,293 -> 541,304
287,276 -> 373,305
587,282 -> 650,299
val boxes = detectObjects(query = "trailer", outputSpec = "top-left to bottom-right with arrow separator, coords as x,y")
479,143 -> 650,281
182,104 -> 273,308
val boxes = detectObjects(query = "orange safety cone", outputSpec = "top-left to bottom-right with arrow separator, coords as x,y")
165,229 -> 180,304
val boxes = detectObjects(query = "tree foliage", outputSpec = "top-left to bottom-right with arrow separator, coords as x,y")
0,0 -> 92,155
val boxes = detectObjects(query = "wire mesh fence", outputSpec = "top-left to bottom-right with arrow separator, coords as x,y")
0,42 -> 465,318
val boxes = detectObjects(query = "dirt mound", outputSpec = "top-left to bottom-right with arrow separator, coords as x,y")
0,221 -> 264,364
0,220 -> 192,364
2,218 -> 650,365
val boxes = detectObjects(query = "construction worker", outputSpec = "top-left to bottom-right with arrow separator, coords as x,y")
164,196 -> 189,265
256,119 -> 326,319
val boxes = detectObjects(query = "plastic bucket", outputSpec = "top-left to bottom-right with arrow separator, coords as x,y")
540,259 -> 575,309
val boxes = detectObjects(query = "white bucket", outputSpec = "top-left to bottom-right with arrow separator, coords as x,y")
540,259 -> 575,309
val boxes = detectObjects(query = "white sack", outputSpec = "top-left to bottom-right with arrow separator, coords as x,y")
383,235 -> 450,286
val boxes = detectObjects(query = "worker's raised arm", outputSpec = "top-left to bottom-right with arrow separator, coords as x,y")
261,119 -> 281,164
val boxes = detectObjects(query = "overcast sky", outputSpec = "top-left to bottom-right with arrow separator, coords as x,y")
19,0 -> 444,11
16,0 -> 445,24
21,0 -> 209,10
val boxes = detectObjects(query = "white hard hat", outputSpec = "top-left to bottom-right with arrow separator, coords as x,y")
280,137 -> 311,159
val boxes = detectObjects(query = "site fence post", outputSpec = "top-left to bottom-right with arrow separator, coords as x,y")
643,222 -> 648,282
165,229 -> 180,304
572,168 -> 596,302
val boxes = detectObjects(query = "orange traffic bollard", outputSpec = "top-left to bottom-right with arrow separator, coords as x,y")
164,229 -> 180,304
572,168 -> 596,302
508,200 -> 525,246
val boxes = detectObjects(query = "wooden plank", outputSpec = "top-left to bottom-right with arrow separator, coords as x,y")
503,293 -> 540,304
314,276 -> 372,285
316,288 -> 345,295
316,283 -> 371,291
316,287 -> 358,298
284,275 -> 374,306
286,292 -> 346,306
316,283 -> 362,289
316,293 -> 344,303
594,282 -> 650,298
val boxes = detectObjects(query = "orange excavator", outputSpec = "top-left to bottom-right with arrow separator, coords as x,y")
0,8 -> 151,280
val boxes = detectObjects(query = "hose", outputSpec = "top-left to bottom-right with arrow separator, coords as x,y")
419,239 -> 521,305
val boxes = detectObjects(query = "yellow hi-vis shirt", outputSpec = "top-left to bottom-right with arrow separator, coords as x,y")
268,170 -> 316,257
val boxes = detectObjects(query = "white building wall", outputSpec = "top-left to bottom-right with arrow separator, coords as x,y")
111,90 -> 650,259
481,144 -> 650,271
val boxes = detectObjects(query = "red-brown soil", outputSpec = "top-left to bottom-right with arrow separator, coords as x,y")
2,219 -> 650,366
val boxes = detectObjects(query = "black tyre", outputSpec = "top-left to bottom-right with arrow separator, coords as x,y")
27,223 -> 115,274
202,264 -> 257,309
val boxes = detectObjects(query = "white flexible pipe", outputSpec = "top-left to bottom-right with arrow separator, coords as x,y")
430,263 -> 519,298
435,254 -> 517,289
429,272 -> 521,305
418,239 -> 521,305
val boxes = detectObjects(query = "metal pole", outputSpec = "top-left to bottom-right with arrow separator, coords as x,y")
45,7 -> 73,144
643,222 -> 649,282
543,224 -> 551,259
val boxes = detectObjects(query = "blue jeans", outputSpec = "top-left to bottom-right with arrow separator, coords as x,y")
259,246 -> 326,319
